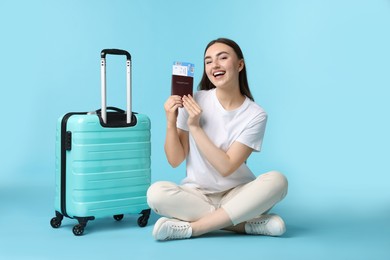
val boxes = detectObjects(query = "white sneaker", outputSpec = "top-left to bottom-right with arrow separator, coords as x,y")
152,217 -> 192,241
245,214 -> 286,236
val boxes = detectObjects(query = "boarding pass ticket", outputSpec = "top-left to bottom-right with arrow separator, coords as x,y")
172,61 -> 195,77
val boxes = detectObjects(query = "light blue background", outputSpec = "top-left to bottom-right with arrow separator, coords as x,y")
1,0 -> 389,259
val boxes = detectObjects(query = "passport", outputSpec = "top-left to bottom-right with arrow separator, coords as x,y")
171,61 -> 194,97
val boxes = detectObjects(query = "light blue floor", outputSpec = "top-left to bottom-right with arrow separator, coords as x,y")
1,183 -> 389,260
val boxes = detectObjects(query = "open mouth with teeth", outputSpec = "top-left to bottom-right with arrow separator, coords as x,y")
213,71 -> 226,78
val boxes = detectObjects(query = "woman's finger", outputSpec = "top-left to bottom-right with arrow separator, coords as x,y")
165,96 -> 183,111
183,99 -> 201,115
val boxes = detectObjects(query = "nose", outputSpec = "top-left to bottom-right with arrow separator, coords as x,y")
212,60 -> 220,68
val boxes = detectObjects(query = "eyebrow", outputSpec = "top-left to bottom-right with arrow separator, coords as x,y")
204,51 -> 229,60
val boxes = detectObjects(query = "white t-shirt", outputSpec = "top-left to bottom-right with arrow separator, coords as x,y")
177,89 -> 268,193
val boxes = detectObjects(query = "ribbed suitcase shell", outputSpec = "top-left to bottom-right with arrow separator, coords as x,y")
53,112 -> 151,234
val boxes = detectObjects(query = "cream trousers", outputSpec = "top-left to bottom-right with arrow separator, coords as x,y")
147,170 -> 288,225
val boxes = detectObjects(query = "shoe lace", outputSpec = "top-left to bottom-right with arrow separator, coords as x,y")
249,219 -> 271,235
166,223 -> 191,239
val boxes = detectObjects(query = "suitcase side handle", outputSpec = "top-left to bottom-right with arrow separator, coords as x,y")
100,49 -> 132,124
96,106 -> 125,114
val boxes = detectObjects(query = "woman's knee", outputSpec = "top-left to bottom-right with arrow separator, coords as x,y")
257,170 -> 288,198
146,181 -> 177,208
267,170 -> 288,197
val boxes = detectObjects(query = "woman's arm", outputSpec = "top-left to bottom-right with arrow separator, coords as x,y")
165,125 -> 189,168
164,96 -> 189,168
190,127 -> 253,176
182,95 -> 253,177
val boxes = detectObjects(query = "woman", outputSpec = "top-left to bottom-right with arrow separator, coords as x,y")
147,38 -> 288,241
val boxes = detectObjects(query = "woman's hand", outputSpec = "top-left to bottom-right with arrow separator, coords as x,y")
164,95 -> 183,125
182,95 -> 202,129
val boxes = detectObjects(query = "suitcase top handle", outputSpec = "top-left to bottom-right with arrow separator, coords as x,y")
100,49 -> 132,125
101,49 -> 131,60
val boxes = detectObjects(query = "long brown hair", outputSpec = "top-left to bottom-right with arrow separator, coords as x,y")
198,38 -> 254,101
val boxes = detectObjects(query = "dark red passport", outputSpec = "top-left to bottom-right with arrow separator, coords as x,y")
171,75 -> 193,97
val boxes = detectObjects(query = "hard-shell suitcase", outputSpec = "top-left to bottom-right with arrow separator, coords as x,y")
50,49 -> 151,236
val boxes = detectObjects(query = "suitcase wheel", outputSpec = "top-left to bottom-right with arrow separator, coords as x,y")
137,216 -> 148,227
50,211 -> 64,229
50,217 -> 62,228
137,209 -> 151,227
72,217 -> 93,236
113,214 -> 124,221
73,224 -> 85,236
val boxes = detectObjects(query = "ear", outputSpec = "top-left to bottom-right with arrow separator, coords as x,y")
238,59 -> 245,72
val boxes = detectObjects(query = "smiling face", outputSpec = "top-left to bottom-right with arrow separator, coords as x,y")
204,42 -> 244,90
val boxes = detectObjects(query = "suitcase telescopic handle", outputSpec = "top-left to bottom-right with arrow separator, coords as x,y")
101,49 -> 131,60
100,49 -> 132,124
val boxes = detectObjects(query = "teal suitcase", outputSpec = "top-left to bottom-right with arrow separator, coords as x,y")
50,49 -> 151,236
